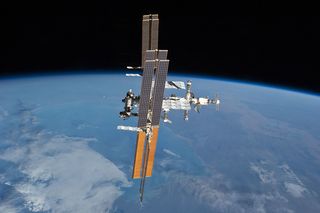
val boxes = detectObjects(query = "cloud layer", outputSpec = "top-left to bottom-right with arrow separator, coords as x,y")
0,104 -> 131,212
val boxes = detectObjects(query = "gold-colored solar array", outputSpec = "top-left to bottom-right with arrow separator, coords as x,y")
132,131 -> 146,179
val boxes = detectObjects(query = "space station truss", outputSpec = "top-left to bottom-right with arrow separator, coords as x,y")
162,98 -> 191,111
165,81 -> 186,89
126,73 -> 142,77
117,125 -> 141,132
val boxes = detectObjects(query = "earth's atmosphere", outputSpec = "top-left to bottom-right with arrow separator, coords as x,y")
0,73 -> 320,213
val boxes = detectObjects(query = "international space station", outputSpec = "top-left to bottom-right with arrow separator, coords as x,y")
117,14 -> 220,203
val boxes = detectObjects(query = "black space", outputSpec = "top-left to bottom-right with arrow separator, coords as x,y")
1,2 -> 319,93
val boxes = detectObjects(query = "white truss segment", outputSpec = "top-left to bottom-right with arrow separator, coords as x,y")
165,81 -> 186,89
162,98 -> 191,111
199,97 -> 209,105
193,97 -> 210,105
117,125 -> 142,132
126,66 -> 142,70
126,73 -> 142,77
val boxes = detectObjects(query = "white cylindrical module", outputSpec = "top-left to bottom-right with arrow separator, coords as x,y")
185,80 -> 192,102
184,110 -> 189,121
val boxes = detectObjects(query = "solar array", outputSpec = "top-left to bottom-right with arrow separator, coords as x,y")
137,60 -> 155,127
134,58 -> 169,183
141,15 -> 159,68
151,60 -> 169,126
157,50 -> 168,60
145,50 -> 156,60
132,131 -> 146,178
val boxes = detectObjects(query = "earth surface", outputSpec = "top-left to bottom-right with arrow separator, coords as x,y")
0,73 -> 320,213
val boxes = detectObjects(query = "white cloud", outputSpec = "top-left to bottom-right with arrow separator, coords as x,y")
163,148 -> 180,158
249,161 -> 308,200
284,182 -> 307,198
250,163 -> 276,184
0,102 -> 133,212
156,158 -> 304,213
0,105 -> 9,120
280,164 -> 308,198
0,203 -> 18,213
1,132 -> 132,212
167,171 -> 290,213
75,122 -> 99,130
279,164 -> 304,185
